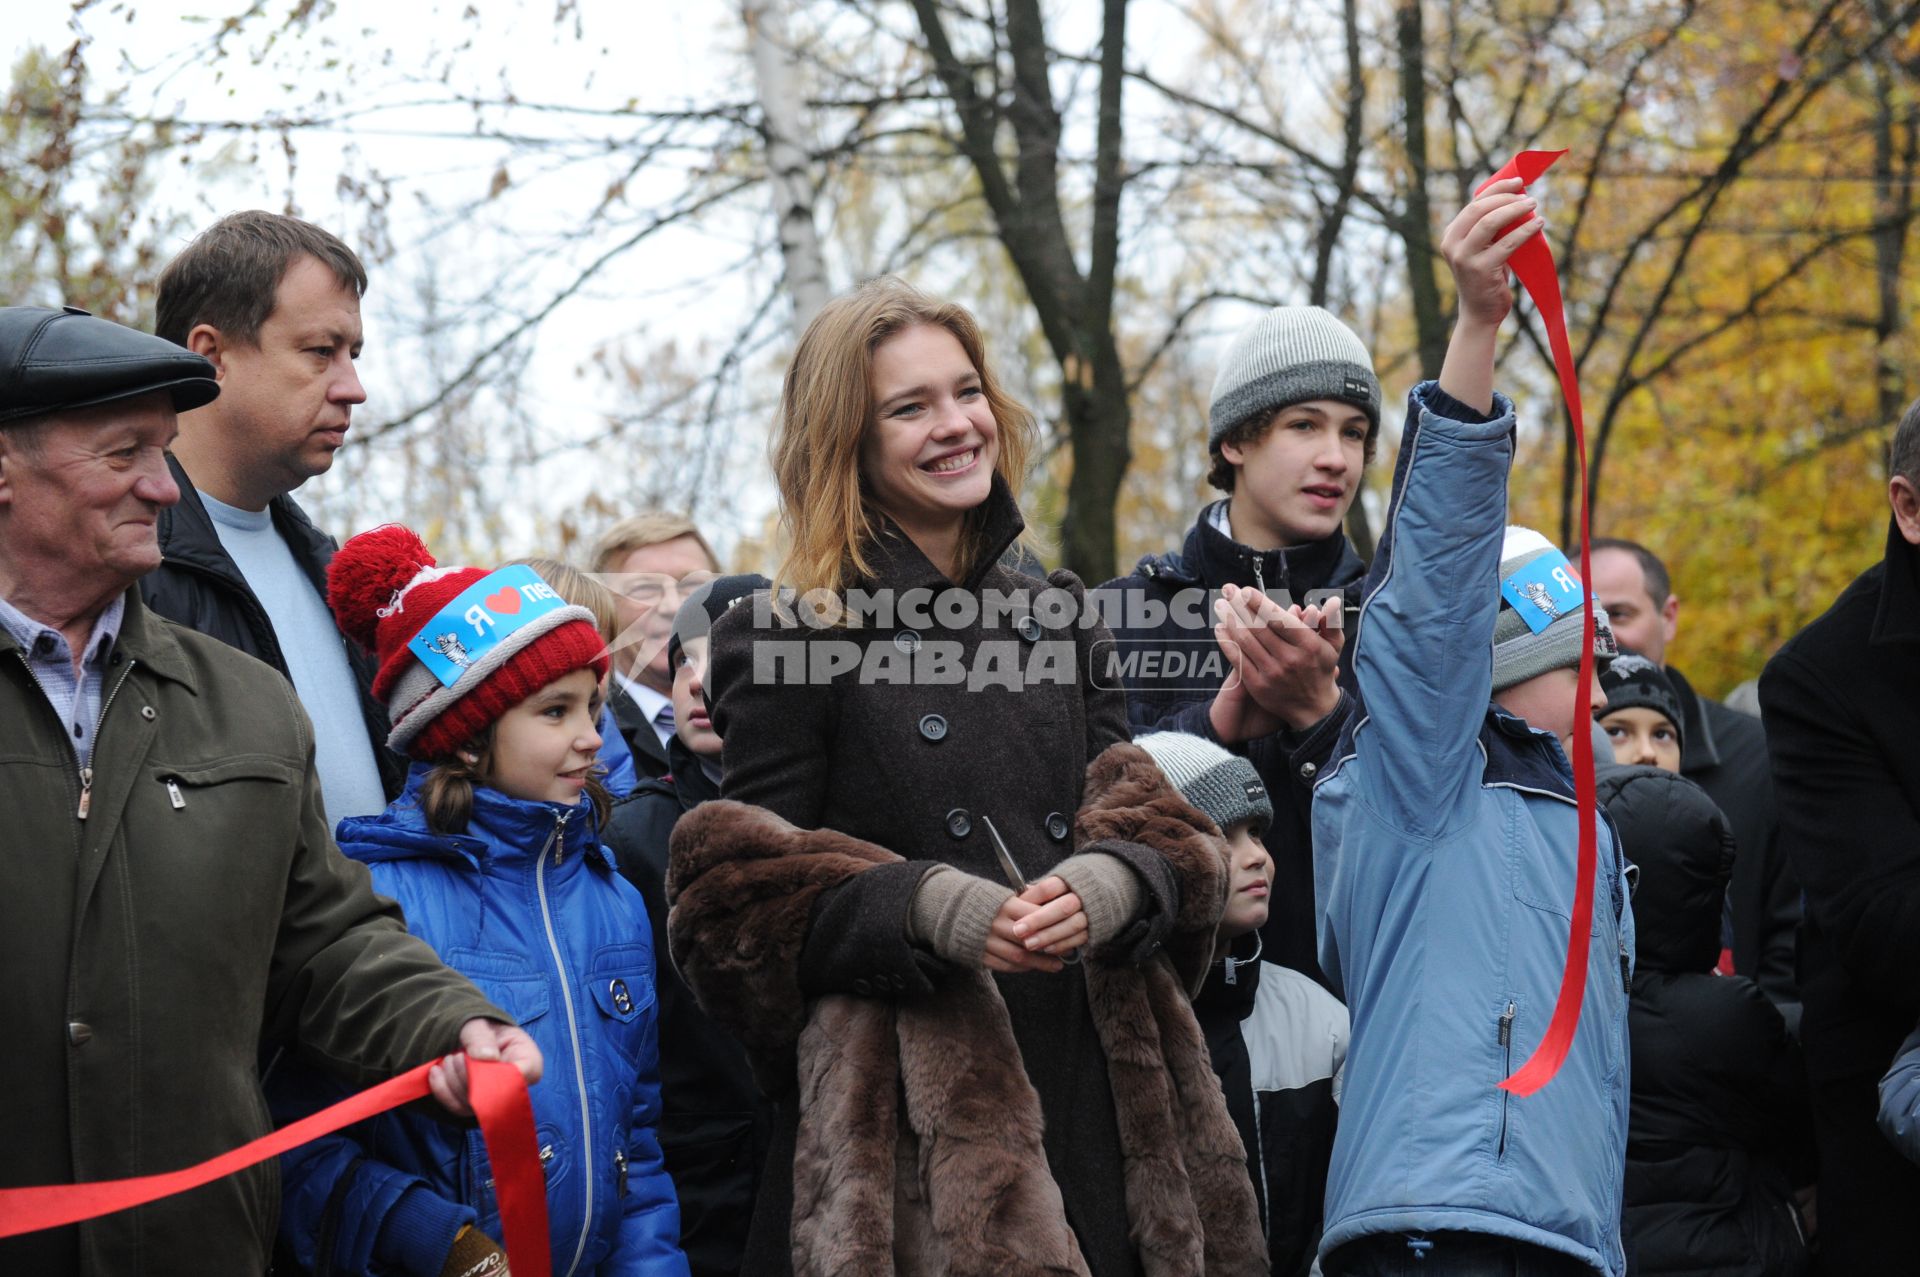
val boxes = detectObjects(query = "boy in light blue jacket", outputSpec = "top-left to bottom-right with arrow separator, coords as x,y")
1882,1024 -> 1920,1165
1311,181 -> 1633,1276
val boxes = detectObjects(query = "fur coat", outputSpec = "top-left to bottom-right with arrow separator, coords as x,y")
668,741 -> 1267,1277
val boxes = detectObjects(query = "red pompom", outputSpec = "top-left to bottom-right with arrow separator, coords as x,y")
328,524 -> 436,650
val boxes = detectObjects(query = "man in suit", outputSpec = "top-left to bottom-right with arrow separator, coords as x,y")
591,512 -> 720,779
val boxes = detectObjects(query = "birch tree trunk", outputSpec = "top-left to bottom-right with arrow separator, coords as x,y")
744,0 -> 831,330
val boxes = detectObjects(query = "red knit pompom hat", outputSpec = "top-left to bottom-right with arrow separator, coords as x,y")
328,525 -> 610,760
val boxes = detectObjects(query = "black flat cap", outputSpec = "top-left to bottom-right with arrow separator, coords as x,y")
0,305 -> 220,427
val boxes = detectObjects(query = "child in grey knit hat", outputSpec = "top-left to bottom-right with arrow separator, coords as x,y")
1133,729 -> 1278,956
1134,730 -> 1350,1275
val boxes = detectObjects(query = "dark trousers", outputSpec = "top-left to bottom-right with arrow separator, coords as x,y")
1326,1231 -> 1597,1277
1808,1069 -> 1920,1275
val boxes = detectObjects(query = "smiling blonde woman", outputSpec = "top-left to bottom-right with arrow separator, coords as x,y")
666,276 -> 1265,1277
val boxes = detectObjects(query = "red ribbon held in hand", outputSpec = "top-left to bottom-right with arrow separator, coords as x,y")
1475,149 -> 1601,1099
0,1055 -> 552,1277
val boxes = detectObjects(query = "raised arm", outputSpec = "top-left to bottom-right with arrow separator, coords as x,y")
1345,182 -> 1543,832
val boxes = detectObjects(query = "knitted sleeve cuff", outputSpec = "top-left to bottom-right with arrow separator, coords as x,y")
908,865 -> 1014,967
374,1183 -> 477,1276
1050,851 -> 1148,949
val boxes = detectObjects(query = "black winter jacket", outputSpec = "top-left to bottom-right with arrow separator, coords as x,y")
139,455 -> 405,799
1093,502 -> 1365,987
605,739 -> 766,1277
1599,766 -> 1810,1277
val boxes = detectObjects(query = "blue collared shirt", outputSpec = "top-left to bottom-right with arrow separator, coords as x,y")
0,591 -> 125,769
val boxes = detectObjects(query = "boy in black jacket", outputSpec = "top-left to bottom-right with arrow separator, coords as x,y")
1093,306 -> 1376,987
1600,765 -> 1811,1276
1135,729 -> 1348,1276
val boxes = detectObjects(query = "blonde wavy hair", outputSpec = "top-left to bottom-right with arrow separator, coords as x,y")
771,276 -> 1035,610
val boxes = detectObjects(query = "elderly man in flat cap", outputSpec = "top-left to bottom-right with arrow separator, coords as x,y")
0,306 -> 541,1276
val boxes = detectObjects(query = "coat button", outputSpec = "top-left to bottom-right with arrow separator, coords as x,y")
1016,616 -> 1043,642
609,979 -> 633,1014
894,629 -> 922,653
1045,812 -> 1070,842
852,978 -> 874,996
1299,761 -> 1318,780
918,714 -> 948,742
68,1021 -> 92,1046
946,808 -> 972,838
140,705 -> 156,721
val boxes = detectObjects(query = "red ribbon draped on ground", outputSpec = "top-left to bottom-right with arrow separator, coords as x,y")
1477,149 -> 1599,1098
0,1054 -> 552,1276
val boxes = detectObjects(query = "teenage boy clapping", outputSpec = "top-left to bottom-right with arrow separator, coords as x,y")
1312,181 -> 1633,1277
1094,306 -> 1377,988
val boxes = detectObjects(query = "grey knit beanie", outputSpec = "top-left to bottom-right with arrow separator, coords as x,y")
1208,305 -> 1381,449
1492,526 -> 1618,693
1133,731 -> 1273,836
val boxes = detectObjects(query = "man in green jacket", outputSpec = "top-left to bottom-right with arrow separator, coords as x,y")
0,304 -> 543,1275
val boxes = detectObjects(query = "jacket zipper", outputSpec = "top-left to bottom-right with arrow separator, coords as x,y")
614,1147 -> 629,1198
14,652 -> 136,820
1251,553 -> 1266,594
535,809 -> 593,1276
1497,1002 -> 1516,1158
1250,1093 -> 1271,1231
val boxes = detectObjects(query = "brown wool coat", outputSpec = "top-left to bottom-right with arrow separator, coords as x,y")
666,480 -> 1264,1277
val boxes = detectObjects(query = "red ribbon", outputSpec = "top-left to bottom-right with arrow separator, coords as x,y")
1475,149 -> 1599,1098
0,1055 -> 552,1276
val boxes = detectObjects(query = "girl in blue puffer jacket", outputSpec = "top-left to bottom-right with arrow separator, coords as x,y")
268,525 -> 688,1277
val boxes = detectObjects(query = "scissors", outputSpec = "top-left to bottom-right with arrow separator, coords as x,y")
980,814 -> 1081,965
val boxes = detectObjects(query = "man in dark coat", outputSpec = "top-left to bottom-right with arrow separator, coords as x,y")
140,211 -> 404,814
605,575 -> 769,1277
1592,537 -> 1799,1017
1094,304 -> 1373,988
1759,396 -> 1920,1273
0,306 -> 537,1275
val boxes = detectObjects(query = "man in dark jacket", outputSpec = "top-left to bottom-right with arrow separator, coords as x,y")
605,575 -> 769,1277
1591,537 -> 1799,1017
140,212 -> 403,820
1760,398 -> 1920,1273
0,306 -> 538,1275
1094,304 -> 1372,987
